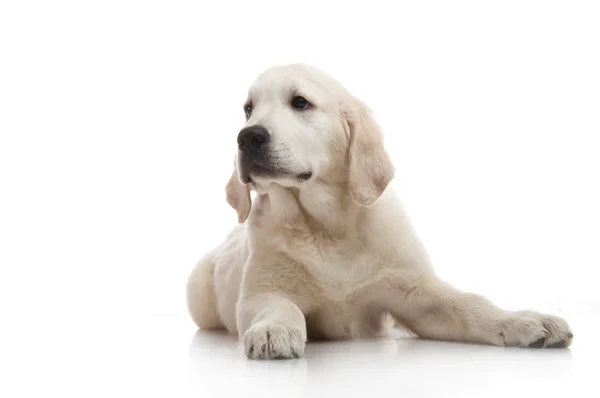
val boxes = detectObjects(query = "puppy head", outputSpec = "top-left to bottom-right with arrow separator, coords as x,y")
226,64 -> 394,222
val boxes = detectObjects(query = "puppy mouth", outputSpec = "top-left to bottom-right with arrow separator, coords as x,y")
296,172 -> 313,180
239,154 -> 312,184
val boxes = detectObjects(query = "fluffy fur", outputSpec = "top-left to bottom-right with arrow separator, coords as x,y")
186,64 -> 573,359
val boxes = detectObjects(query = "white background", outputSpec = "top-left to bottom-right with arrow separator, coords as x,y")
1,1 -> 599,386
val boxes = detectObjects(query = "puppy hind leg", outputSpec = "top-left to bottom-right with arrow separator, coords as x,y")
388,277 -> 573,348
186,253 -> 224,329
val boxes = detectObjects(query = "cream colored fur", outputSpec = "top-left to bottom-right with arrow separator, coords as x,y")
186,64 -> 573,359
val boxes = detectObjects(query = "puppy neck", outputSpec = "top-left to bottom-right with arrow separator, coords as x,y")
258,183 -> 361,237
250,173 -> 367,237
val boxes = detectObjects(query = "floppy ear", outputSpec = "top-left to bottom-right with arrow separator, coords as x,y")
225,157 -> 251,223
344,99 -> 395,206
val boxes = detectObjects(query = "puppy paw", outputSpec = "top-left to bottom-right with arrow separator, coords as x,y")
243,321 -> 306,359
500,311 -> 573,348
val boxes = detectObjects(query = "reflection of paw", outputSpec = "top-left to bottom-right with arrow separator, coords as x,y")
501,311 -> 573,348
243,321 -> 306,359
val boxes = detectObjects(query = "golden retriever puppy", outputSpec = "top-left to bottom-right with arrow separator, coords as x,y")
186,64 -> 573,359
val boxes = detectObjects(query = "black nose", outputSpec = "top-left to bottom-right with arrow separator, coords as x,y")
237,125 -> 269,152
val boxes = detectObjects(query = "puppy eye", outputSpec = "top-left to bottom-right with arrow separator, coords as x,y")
291,96 -> 310,110
244,102 -> 253,119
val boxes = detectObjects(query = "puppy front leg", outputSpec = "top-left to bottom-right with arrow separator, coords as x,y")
387,275 -> 573,348
237,294 -> 307,359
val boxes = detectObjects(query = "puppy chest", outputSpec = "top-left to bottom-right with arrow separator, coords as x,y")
306,301 -> 356,338
306,300 -> 385,340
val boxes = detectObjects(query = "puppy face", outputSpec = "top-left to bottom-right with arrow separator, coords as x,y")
236,64 -> 348,187
226,64 -> 395,223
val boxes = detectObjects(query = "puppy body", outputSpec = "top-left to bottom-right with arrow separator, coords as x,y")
187,64 -> 572,359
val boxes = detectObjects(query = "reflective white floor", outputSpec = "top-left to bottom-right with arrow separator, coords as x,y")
5,303 -> 598,397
